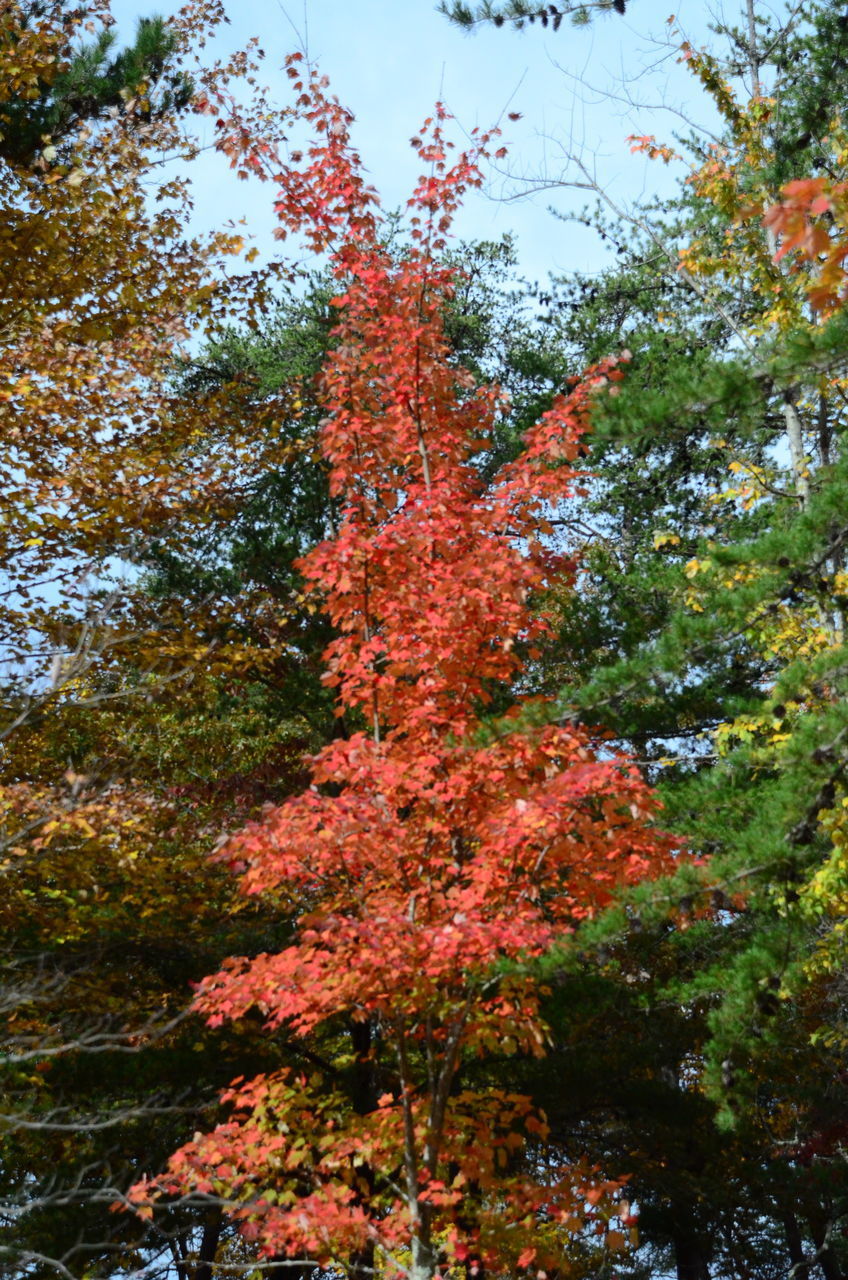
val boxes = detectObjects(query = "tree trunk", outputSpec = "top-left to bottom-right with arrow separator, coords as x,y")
783,1211 -> 811,1280
348,1016 -> 377,1280
410,1233 -> 436,1280
193,1209 -> 223,1280
783,390 -> 811,506
673,1232 -> 711,1280
808,1214 -> 843,1280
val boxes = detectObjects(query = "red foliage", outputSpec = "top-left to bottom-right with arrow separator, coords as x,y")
130,58 -> 676,1277
764,176 -> 848,313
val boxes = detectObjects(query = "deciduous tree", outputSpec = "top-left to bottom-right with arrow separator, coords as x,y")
0,3 -> 312,1273
131,58 -> 676,1278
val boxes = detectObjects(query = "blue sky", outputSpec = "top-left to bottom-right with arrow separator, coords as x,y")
114,0 -> 720,285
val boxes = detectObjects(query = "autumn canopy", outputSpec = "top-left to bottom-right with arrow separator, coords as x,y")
128,55 -> 674,1277
7,4 -> 848,1280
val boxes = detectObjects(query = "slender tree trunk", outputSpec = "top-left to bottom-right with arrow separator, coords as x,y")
745,0 -> 761,97
349,1017 -> 377,1280
170,1225 -> 223,1280
783,1211 -> 811,1280
783,390 -> 811,506
169,1238 -> 190,1280
808,1214 -> 843,1280
819,392 -> 848,643
818,393 -> 831,468
411,1232 -> 436,1280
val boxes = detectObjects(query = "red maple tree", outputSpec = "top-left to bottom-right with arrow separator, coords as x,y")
131,58 -> 676,1278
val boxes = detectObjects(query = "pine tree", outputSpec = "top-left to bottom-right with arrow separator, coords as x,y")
0,2 -> 192,167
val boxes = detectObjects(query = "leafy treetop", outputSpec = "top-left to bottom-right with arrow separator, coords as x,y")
130,54 -> 676,1280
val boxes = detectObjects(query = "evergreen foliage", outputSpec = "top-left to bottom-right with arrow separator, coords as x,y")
438,0 -> 626,32
441,0 -> 848,1272
0,4 -> 192,167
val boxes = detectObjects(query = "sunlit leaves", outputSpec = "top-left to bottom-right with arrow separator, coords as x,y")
132,59 -> 675,1277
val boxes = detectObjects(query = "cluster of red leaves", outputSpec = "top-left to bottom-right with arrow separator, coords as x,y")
140,1069 -> 624,1268
198,714 -> 663,1043
130,56 -> 675,1274
764,177 -> 848,313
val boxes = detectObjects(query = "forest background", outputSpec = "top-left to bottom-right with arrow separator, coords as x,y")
5,2 -> 848,1280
